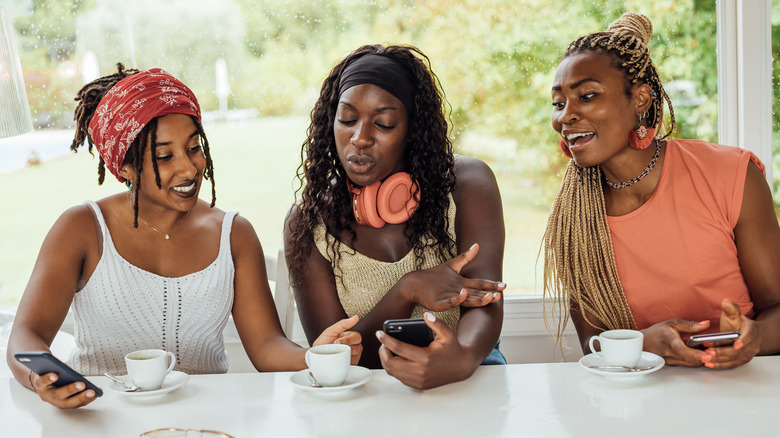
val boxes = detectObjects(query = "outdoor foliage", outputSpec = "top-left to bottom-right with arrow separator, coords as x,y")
10,0 -> 739,206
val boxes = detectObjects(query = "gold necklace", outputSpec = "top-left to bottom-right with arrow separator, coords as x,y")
136,212 -> 190,240
128,195 -> 192,240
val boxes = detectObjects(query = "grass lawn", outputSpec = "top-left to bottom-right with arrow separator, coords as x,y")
0,117 -> 550,305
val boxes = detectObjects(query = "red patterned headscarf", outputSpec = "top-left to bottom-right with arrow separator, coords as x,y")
87,68 -> 201,182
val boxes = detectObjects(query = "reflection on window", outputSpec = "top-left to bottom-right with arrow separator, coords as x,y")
0,1 -> 719,304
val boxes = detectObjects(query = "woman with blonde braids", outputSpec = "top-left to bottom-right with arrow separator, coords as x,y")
544,13 -> 780,369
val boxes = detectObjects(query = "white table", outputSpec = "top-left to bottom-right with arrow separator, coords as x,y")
1,356 -> 778,438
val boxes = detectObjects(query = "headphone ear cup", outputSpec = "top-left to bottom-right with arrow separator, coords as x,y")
376,172 -> 419,225
352,181 -> 385,228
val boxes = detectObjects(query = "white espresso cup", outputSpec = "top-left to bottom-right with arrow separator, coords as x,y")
125,349 -> 176,391
589,329 -> 644,368
305,344 -> 351,387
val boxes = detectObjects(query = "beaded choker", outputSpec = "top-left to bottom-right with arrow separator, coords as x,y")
605,140 -> 663,189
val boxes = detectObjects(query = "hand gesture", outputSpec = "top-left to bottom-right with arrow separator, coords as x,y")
376,312 -> 474,389
702,299 -> 760,369
312,315 -> 363,365
29,372 -> 99,409
642,318 -> 713,367
400,244 -> 504,312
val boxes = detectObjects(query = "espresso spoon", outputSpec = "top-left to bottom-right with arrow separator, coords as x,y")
307,371 -> 322,388
587,365 -> 655,372
104,372 -> 139,392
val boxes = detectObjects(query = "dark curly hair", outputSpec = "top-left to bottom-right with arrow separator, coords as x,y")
69,63 -> 216,227
287,45 -> 456,285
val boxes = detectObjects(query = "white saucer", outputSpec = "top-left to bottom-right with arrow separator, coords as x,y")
107,371 -> 189,398
291,366 -> 371,393
579,352 -> 664,381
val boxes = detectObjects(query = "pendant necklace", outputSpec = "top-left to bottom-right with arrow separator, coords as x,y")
129,196 -> 191,240
137,213 -> 190,240
605,139 -> 664,190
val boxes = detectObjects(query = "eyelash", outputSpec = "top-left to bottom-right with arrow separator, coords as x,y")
552,93 -> 597,109
337,120 -> 395,130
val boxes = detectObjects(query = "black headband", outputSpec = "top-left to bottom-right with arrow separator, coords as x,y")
338,53 -> 417,115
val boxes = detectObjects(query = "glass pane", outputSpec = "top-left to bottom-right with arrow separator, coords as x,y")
773,1 -> 780,212
0,1 -> 719,304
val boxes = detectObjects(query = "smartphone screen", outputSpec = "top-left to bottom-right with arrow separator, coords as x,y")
383,318 -> 434,347
15,351 -> 103,397
686,331 -> 740,349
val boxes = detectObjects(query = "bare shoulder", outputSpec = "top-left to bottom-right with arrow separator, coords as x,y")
52,203 -> 99,241
229,213 -> 264,256
452,156 -> 500,205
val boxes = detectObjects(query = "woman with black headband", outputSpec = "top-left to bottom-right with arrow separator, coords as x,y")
285,45 -> 506,389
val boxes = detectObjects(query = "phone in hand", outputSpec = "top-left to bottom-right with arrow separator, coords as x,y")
686,331 -> 740,349
383,318 -> 434,347
15,351 -> 103,397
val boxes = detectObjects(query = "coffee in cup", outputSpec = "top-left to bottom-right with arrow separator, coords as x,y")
588,329 -> 644,368
305,344 -> 350,387
125,349 -> 176,391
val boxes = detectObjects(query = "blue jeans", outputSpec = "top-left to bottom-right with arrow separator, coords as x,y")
481,339 -> 507,365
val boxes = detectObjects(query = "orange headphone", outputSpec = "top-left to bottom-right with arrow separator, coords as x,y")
348,172 -> 420,228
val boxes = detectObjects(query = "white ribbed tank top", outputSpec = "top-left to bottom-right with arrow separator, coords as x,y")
67,201 -> 236,376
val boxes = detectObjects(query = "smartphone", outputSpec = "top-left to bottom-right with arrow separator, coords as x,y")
15,351 -> 103,397
686,331 -> 740,349
383,318 -> 434,347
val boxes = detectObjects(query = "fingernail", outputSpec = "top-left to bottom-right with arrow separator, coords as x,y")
734,341 -> 743,350
697,320 -> 709,326
705,349 -> 716,356
425,312 -> 436,322
334,339 -> 342,344
469,243 -> 477,251
705,362 -> 715,368
375,330 -> 382,340
497,282 -> 506,289
493,292 -> 501,299
76,382 -> 85,390
460,288 -> 467,295
86,390 -> 94,398
49,375 -> 57,382
700,354 -> 713,362
722,298 -> 731,304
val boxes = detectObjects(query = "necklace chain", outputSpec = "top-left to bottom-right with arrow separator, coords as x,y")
129,197 -> 191,240
605,140 -> 663,189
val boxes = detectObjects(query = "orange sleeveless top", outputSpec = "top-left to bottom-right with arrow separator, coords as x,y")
607,139 -> 763,331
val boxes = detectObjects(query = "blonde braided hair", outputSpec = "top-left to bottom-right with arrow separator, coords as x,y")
542,13 -> 678,345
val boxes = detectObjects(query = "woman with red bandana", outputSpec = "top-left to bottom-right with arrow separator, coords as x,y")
542,13 -> 780,369
6,64 -> 362,409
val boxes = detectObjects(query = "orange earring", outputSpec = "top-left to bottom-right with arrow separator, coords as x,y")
629,113 -> 655,150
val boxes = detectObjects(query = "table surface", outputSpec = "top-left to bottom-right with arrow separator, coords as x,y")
2,356 -> 778,438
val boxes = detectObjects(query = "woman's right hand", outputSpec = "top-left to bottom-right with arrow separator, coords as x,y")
398,243 -> 505,312
641,318 -> 713,367
29,372 -> 98,409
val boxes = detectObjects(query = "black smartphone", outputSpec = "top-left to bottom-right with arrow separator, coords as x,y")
686,331 -> 740,349
383,318 -> 434,347
15,351 -> 103,397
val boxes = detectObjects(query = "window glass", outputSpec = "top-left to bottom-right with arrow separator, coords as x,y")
0,1 -> 719,305
773,1 -> 780,212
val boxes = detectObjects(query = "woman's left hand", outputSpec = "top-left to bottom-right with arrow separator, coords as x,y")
376,312 -> 474,389
703,299 -> 761,369
312,315 -> 363,365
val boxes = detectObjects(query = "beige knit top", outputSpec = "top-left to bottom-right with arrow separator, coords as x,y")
313,194 -> 460,329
